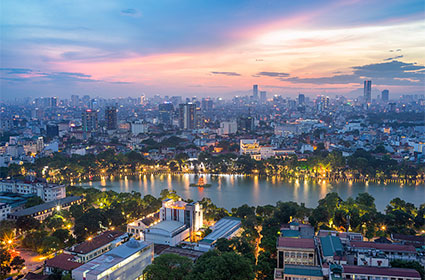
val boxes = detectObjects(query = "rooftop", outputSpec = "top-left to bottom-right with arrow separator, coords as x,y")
284,265 -> 323,277
72,239 -> 152,277
160,246 -> 205,261
342,265 -> 420,278
10,196 -> 84,217
199,217 -> 241,245
149,220 -> 187,233
391,233 -> 425,244
45,253 -> 82,271
320,235 -> 343,257
278,237 -> 315,249
350,241 -> 416,253
68,230 -> 125,254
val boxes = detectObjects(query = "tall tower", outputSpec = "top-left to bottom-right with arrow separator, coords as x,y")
253,84 -> 259,100
260,91 -> 267,102
381,89 -> 389,102
364,80 -> 372,104
178,103 -> 197,130
105,106 -> 117,130
82,109 -> 98,132
298,93 -> 305,105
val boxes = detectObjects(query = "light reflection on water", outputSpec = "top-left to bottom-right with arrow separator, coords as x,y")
81,174 -> 425,211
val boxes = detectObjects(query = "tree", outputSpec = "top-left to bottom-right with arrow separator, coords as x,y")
74,208 -> 108,241
25,196 -> 44,208
390,260 -> 424,280
187,250 -> 255,280
0,248 -> 12,278
143,253 -> 193,280
256,251 -> 275,280
10,255 -> 25,273
16,216 -> 41,232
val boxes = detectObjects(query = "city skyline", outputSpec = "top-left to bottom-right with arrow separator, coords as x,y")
1,0 -> 425,99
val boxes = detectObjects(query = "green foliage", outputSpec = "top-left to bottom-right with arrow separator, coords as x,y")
187,250 -> 255,280
143,253 -> 193,280
256,251 -> 276,280
25,196 -> 45,208
16,216 -> 41,232
390,260 -> 425,280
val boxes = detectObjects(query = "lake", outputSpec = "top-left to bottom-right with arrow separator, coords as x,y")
79,174 -> 425,211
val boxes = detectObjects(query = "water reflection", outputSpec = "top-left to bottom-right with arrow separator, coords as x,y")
79,174 -> 425,211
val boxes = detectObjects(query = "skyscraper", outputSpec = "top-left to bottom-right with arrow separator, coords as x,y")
298,94 -> 305,105
201,98 -> 213,111
159,102 -> 174,126
82,109 -> 98,132
364,80 -> 372,104
105,106 -> 117,130
178,103 -> 197,130
252,84 -> 258,100
260,91 -> 267,102
381,89 -> 389,102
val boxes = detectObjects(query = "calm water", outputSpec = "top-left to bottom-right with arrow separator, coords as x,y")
79,174 -> 425,211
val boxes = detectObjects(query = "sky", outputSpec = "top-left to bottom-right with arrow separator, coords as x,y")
1,0 -> 424,99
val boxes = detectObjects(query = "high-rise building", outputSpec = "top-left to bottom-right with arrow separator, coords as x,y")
260,91 -> 267,102
381,89 -> 389,102
82,109 -> 98,132
50,97 -> 58,107
46,124 -> 59,137
36,137 -> 44,153
364,80 -> 372,104
71,95 -> 80,107
105,106 -> 117,130
253,84 -> 259,100
178,103 -> 197,130
159,102 -> 174,126
298,94 -> 305,105
201,98 -> 213,111
139,95 -> 145,105
237,116 -> 255,132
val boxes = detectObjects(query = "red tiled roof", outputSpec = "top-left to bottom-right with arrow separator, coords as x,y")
45,253 -> 82,271
68,230 -> 124,254
392,233 -> 425,244
350,241 -> 416,253
24,272 -> 49,280
343,265 -> 420,278
278,237 -> 315,249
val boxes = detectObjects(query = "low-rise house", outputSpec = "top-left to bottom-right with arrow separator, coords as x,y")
349,241 -> 417,262
275,264 -> 323,280
319,235 -> 345,264
275,237 -> 318,279
197,217 -> 242,251
0,180 -> 66,202
8,196 -> 84,221
44,253 -> 83,275
334,265 -> 421,280
65,230 -> 127,263
72,239 -> 153,280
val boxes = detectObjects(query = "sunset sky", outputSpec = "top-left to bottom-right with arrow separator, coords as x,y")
1,0 -> 424,99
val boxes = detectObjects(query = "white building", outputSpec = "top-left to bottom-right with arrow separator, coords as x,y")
145,220 -> 190,246
144,199 -> 203,246
260,145 -> 276,159
240,139 -> 260,156
0,180 -> 66,202
197,217 -> 242,251
0,203 -> 11,221
65,230 -> 127,263
218,121 -> 237,135
131,120 -> 148,135
72,239 -> 153,280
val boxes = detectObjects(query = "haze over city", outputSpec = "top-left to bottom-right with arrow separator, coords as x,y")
1,0 -> 424,99
1,2 -> 425,280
